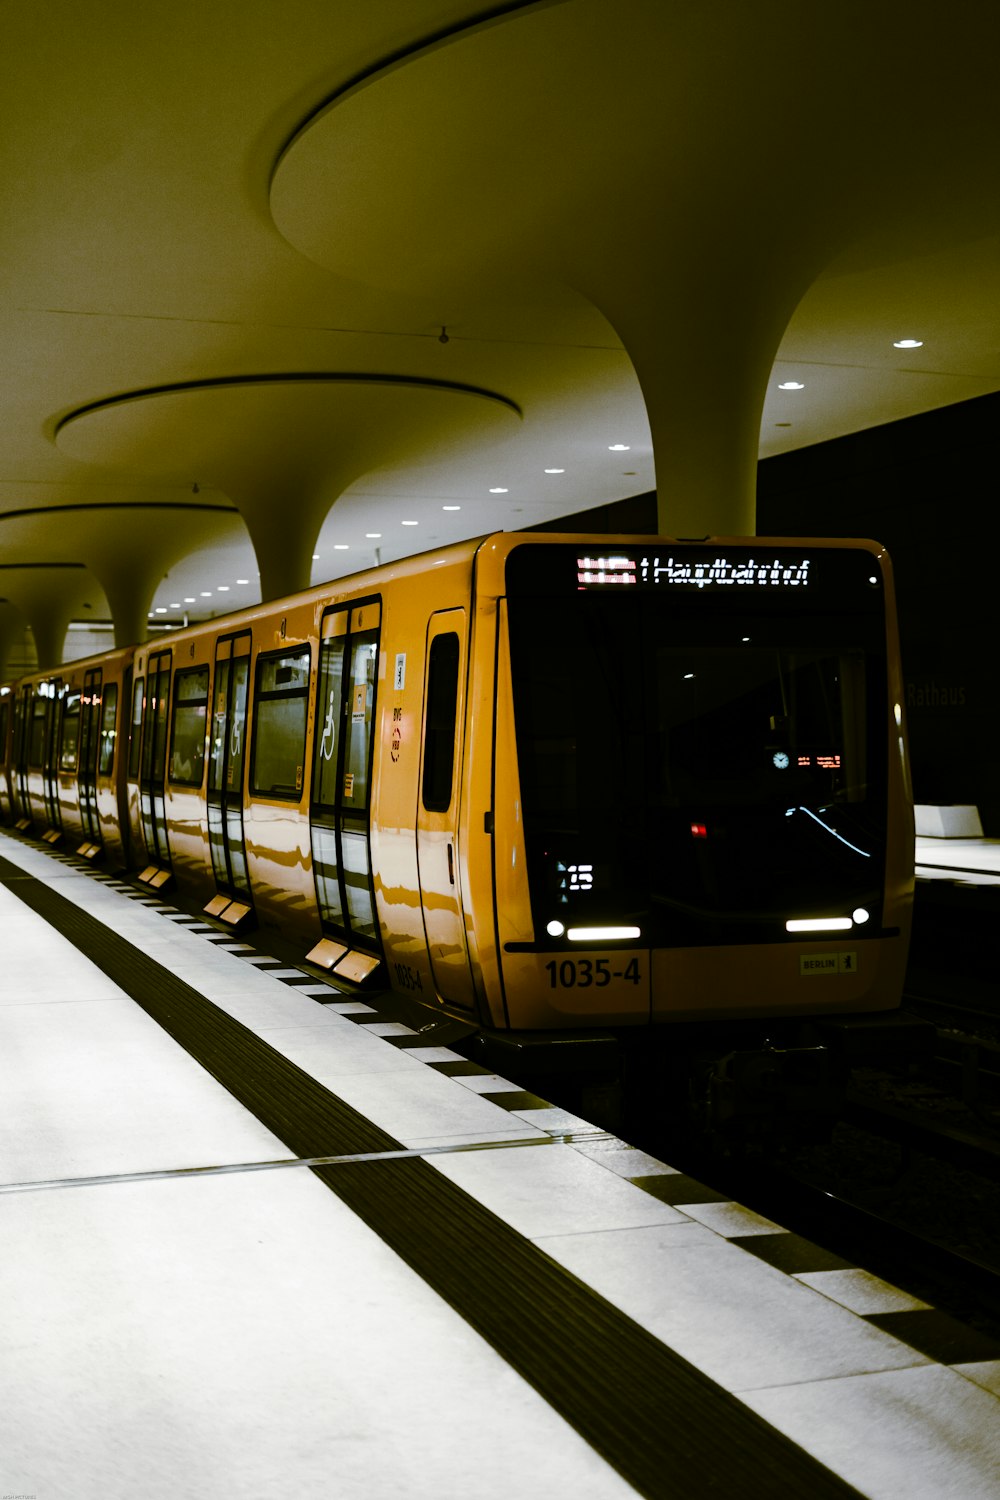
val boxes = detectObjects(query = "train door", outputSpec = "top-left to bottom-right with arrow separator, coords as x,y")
308,601 -> 383,979
0,694 -> 9,821
13,685 -> 31,822
43,683 -> 64,830
207,632 -> 253,906
415,610 -> 475,1008
78,667 -> 103,844
139,649 -> 172,869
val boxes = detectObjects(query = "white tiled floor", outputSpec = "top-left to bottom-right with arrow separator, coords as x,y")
3,834 -> 1000,1500
744,1364 -> 1000,1500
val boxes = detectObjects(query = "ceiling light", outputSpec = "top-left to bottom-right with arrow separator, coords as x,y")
893,338 -> 923,349
184,597 -> 196,603
334,544 -> 349,550
236,579 -> 249,585
544,468 -> 565,474
778,381 -> 805,390
442,505 -> 461,511
312,553 -> 320,560
155,607 -> 167,614
217,585 -> 230,591
402,520 -> 419,526
200,591 -> 212,597
170,602 -> 180,609
608,444 -> 630,451
366,532 -> 381,539
489,487 -> 508,494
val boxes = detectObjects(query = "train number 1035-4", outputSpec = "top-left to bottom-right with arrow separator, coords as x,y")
544,957 -> 642,988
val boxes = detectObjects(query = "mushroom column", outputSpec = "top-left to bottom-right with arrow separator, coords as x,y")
0,497 -> 248,653
57,376 -> 520,601
271,0 -> 1000,537
0,565 -> 105,670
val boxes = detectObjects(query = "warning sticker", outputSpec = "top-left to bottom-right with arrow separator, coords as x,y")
800,952 -> 858,977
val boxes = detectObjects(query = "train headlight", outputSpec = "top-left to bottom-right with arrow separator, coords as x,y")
567,925 -> 641,941
547,919 -> 566,937
852,907 -> 870,924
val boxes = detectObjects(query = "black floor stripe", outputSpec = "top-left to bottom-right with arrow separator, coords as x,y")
866,1308 -> 1000,1365
632,1173 -> 731,1206
479,1089 -> 554,1111
732,1232 -> 855,1275
0,846 -> 866,1500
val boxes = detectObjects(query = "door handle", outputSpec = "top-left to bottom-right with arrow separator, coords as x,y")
447,841 -> 455,885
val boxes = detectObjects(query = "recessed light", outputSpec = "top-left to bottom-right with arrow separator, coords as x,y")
893,338 -> 923,349
236,579 -> 249,585
170,602 -> 180,609
402,520 -> 419,526
442,505 -> 461,511
155,607 -> 167,614
217,585 -> 230,591
312,553 -> 320,560
778,381 -> 804,390
334,544 -> 349,550
184,597 -> 196,603
544,468 -> 565,474
489,487 -> 508,494
608,444 -> 630,452
365,533 -> 381,539
200,591 -> 212,597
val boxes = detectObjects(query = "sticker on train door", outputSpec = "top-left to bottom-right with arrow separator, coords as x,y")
394,653 -> 406,690
352,683 -> 367,721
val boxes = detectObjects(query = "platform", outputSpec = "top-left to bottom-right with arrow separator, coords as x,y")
2,829 -> 1000,1500
915,834 -> 1000,887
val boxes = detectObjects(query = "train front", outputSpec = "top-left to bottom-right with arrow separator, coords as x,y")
481,534 -> 914,1130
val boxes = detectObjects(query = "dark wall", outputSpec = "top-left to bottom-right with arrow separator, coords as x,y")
756,393 -> 1000,834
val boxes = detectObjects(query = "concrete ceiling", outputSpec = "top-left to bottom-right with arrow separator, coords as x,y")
2,0 -> 999,665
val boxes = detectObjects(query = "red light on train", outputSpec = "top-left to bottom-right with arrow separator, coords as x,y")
690,823 -> 707,838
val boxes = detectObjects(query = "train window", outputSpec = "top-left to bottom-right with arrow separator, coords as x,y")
422,632 -> 460,812
251,648 -> 310,799
340,829 -> 376,939
311,823 -> 344,926
150,663 -> 171,782
27,694 -> 48,767
98,684 -> 119,775
169,666 -> 209,786
312,636 -> 346,809
59,693 -> 81,772
128,676 -> 144,780
341,633 -> 378,812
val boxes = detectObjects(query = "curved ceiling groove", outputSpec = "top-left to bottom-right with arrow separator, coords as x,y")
55,372 -> 522,438
269,0 -> 557,184
0,503 -> 239,522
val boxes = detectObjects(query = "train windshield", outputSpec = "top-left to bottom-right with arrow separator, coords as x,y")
505,543 -> 890,946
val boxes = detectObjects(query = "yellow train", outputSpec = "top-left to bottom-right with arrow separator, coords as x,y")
0,532 -> 917,1130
